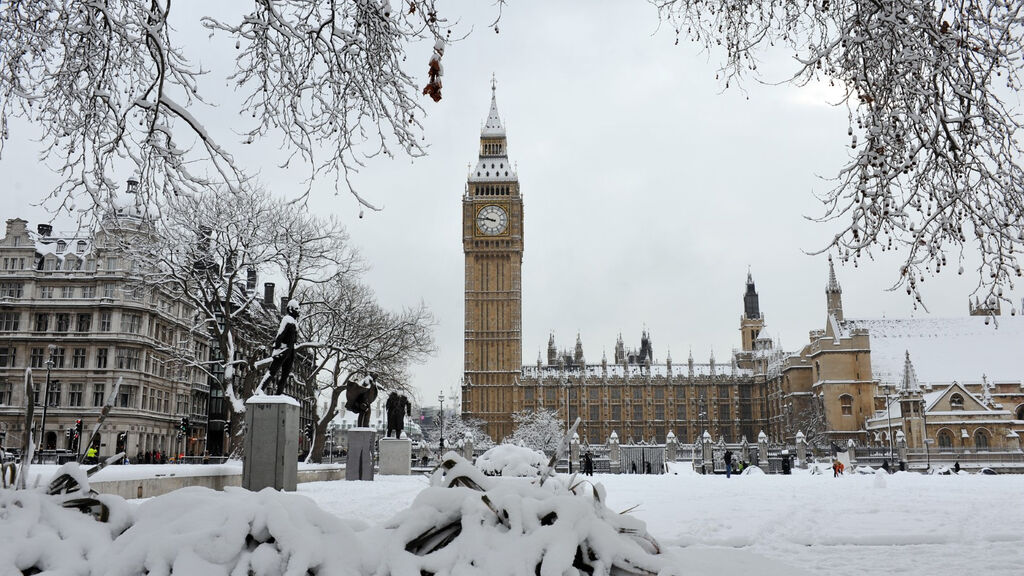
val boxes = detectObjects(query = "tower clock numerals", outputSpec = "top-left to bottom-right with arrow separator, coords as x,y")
476,205 -> 508,236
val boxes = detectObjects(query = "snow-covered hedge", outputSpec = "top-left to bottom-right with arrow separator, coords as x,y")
1,455 -> 680,575
475,444 -> 547,477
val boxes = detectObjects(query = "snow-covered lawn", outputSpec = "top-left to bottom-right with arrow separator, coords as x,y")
301,464 -> 1024,576
4,460 -> 1022,575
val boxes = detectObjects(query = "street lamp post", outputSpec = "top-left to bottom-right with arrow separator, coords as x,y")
36,344 -> 56,463
561,371 -> 572,474
437,393 -> 445,455
885,392 -> 900,465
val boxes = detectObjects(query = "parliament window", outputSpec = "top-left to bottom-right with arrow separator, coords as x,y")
0,347 -> 14,368
93,384 -> 105,407
840,394 -> 853,416
72,348 -> 87,368
0,312 -> 19,331
69,383 -> 83,407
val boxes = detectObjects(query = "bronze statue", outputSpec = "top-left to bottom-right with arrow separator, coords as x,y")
344,373 -> 378,428
385,392 -> 411,439
267,300 -> 300,395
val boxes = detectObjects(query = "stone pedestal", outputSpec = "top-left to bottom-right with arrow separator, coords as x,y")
796,435 -> 807,468
379,438 -> 411,475
242,395 -> 299,492
346,428 -> 375,481
701,433 -> 714,475
757,430 -> 769,467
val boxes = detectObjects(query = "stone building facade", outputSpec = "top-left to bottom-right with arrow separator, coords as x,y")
0,204 -> 211,460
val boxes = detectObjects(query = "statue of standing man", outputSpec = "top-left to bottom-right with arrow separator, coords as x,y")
385,392 -> 411,439
267,300 -> 300,395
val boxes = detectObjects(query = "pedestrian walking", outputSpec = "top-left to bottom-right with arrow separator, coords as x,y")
724,449 -> 734,478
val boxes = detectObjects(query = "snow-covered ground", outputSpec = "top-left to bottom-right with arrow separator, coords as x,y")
300,464 -> 1024,576
4,460 -> 1022,575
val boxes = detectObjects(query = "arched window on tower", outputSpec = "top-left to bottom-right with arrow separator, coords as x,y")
840,394 -> 853,416
950,393 -> 964,411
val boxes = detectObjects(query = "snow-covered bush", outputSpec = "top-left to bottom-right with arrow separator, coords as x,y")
475,444 -> 547,477
389,453 -> 677,575
1,455 -> 682,575
507,409 -> 564,455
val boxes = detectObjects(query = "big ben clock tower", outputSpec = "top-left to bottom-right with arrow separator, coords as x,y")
462,79 -> 523,441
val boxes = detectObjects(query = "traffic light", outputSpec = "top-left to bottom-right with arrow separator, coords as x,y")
178,417 -> 189,436
74,419 -> 83,438
116,431 -> 127,453
65,428 -> 72,440
303,423 -> 313,440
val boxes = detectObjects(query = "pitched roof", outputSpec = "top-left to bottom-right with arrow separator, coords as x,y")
844,316 -> 1024,387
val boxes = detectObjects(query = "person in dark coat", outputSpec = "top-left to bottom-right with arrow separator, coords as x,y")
724,449 -> 734,478
583,453 -> 594,476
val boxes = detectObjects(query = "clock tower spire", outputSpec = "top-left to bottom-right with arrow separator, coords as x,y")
462,78 -> 523,441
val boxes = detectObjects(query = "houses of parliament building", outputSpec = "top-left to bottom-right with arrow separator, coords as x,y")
462,85 -> 1024,451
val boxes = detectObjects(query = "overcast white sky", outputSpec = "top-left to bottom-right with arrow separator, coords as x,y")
2,1 -> 1014,409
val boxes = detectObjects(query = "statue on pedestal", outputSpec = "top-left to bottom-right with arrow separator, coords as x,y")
267,300 -> 300,395
385,392 -> 411,439
345,373 -> 378,428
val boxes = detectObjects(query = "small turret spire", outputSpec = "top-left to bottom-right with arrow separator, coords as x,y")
827,255 -> 842,294
901,350 -> 920,393
826,256 -> 845,322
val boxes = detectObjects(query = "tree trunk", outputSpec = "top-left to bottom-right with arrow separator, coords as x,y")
307,387 -> 344,464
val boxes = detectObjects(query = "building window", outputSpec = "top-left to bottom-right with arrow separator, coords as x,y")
76,313 -> 92,332
82,286 -> 96,299
34,313 -> 49,332
120,313 -> 142,334
633,388 -> 642,400
0,282 -> 24,298
51,347 -> 65,368
0,347 -> 14,368
654,387 -> 665,400
30,348 -> 45,368
72,348 -> 87,368
106,257 -> 118,272
43,258 -> 55,271
93,384 -> 105,407
611,405 -> 621,420
76,241 -> 86,254
974,430 -> 990,452
0,380 -> 10,405
46,381 -> 61,406
590,405 -> 599,421
632,405 -> 643,421
118,385 -> 136,408
950,393 -> 964,411
840,394 -> 854,416
96,348 -> 108,369
545,388 -> 556,403
100,312 -> 111,331
589,388 -> 598,400
611,388 -> 621,400
937,430 -> 954,452
61,286 -> 74,298
103,284 -> 115,298
39,286 -> 54,299
116,348 -> 140,370
524,388 -> 534,401
56,313 -> 70,333
655,405 -> 665,420
56,241 -> 66,253
69,383 -> 83,407
0,312 -> 19,331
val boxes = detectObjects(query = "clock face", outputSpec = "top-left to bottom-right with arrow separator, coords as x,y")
476,205 -> 508,236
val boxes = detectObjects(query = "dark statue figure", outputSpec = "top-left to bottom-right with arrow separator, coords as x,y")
267,300 -> 300,395
345,373 -> 378,428
385,392 -> 411,439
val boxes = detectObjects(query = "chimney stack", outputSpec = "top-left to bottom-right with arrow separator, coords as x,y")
280,296 -> 288,315
246,268 -> 257,293
126,177 -> 139,194
263,283 -> 275,307
37,224 -> 53,237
